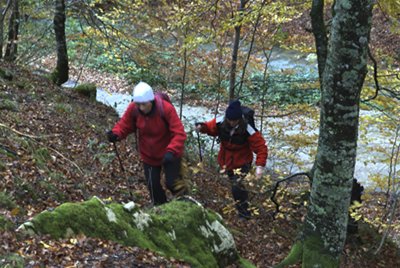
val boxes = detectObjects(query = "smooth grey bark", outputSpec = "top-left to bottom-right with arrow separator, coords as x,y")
53,0 -> 69,85
4,0 -> 18,61
277,0 -> 374,267
228,0 -> 248,100
305,0 -> 374,264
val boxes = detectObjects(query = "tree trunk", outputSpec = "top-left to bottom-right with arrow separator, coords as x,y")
0,0 -> 12,59
53,0 -> 69,85
4,0 -> 18,61
276,0 -> 373,267
310,0 -> 328,84
228,0 -> 247,100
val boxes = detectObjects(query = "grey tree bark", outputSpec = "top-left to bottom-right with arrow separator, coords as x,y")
4,0 -> 18,61
276,0 -> 374,267
53,0 -> 69,85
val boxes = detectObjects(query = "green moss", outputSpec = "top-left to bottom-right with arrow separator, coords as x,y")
21,197 -> 239,268
0,215 -> 14,231
303,235 -> 339,268
0,191 -> 17,210
0,253 -> 24,268
74,83 -> 97,100
0,99 -> 18,111
239,257 -> 256,268
275,237 -> 339,268
274,241 -> 303,268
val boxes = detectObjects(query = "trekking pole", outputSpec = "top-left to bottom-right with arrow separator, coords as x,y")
112,142 -> 125,172
197,131 -> 203,162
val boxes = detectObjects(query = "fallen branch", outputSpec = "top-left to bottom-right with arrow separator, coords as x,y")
0,123 -> 61,139
0,122 -> 83,174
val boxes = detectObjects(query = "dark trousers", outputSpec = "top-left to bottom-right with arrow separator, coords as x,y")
227,163 -> 251,217
143,158 -> 181,205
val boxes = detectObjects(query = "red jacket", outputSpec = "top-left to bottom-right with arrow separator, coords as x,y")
200,117 -> 268,170
112,99 -> 186,166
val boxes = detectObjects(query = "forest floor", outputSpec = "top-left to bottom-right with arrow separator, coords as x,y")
1,60 -> 400,268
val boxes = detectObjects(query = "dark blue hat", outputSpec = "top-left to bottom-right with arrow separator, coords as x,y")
225,100 -> 242,120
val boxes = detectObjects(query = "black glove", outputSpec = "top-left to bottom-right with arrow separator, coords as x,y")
195,122 -> 204,133
163,151 -> 175,163
107,130 -> 119,143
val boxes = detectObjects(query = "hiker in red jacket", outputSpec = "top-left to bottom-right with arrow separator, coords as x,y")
195,100 -> 268,219
107,82 -> 187,205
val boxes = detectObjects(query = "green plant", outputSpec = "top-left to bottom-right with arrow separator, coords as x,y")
94,152 -> 115,166
33,147 -> 51,168
0,99 -> 18,111
0,67 -> 13,80
0,253 -> 25,268
54,103 -> 73,114
0,191 -> 17,210
74,83 -> 97,100
0,215 -> 14,231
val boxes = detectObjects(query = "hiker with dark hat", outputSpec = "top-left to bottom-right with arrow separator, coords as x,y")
107,82 -> 187,205
195,100 -> 268,219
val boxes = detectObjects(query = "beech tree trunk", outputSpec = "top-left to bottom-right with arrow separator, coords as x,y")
310,0 -> 328,84
0,0 -> 12,59
53,0 -> 69,85
277,0 -> 374,267
4,0 -> 18,61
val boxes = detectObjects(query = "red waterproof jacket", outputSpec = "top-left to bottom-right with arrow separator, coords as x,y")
112,99 -> 186,166
200,117 -> 268,170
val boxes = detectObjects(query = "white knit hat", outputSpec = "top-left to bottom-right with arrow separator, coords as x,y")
133,82 -> 154,102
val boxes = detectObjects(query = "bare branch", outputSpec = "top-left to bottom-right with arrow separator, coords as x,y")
270,172 -> 311,219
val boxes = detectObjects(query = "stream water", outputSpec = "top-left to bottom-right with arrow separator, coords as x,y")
63,48 -> 397,190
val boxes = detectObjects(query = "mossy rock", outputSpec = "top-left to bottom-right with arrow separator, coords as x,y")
74,83 -> 97,100
0,68 -> 13,80
0,99 -> 18,111
17,197 -> 240,267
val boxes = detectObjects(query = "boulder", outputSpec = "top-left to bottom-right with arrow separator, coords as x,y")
17,196 -> 239,267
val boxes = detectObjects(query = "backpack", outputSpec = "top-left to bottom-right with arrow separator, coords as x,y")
154,92 -> 172,119
216,105 -> 257,145
241,106 -> 257,131
132,92 -> 172,150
